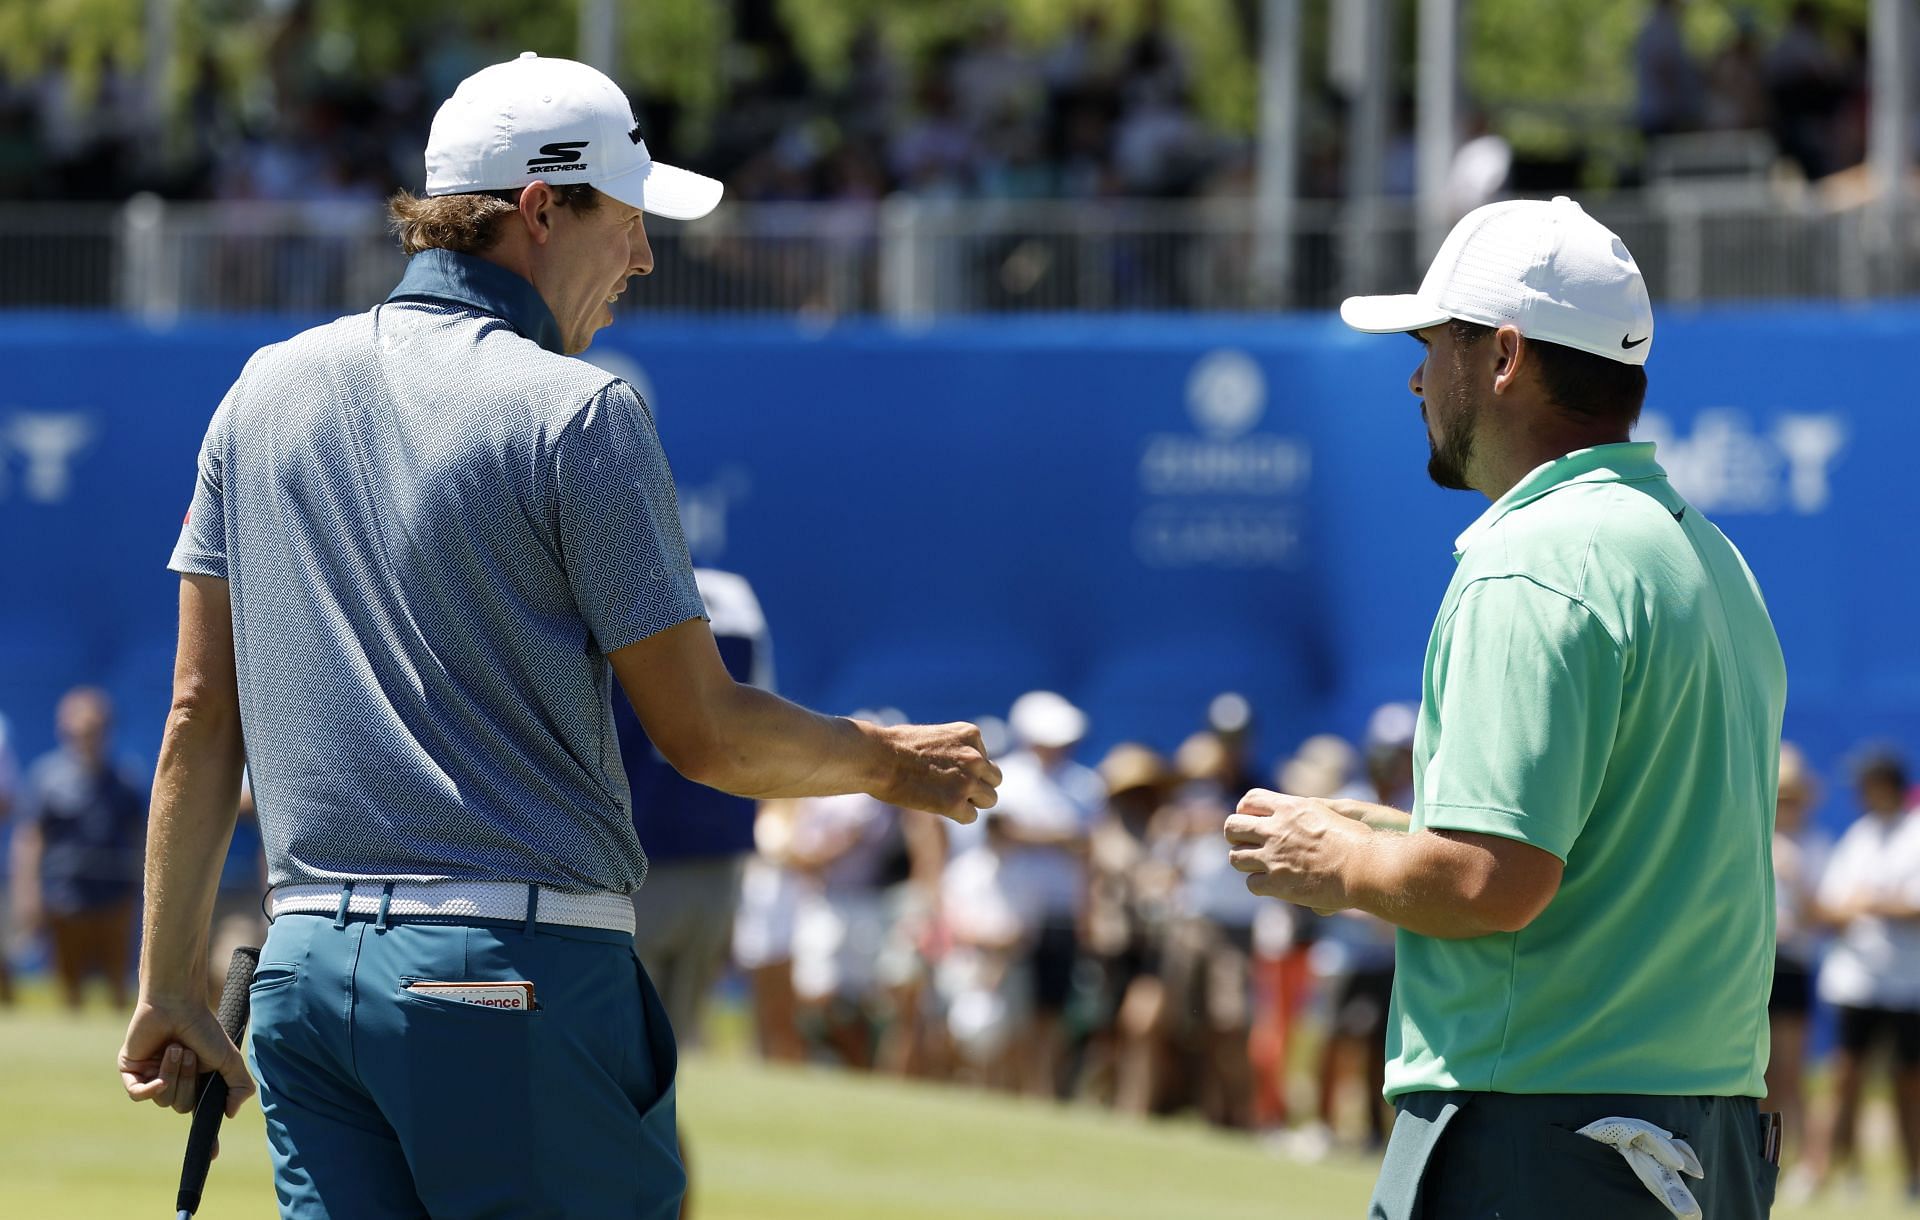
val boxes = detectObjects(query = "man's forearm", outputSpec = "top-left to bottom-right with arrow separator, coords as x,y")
1340,830 -> 1530,940
139,700 -> 246,1003
683,683 -> 898,801
1327,797 -> 1412,833
1229,793 -> 1560,937
613,618 -> 994,820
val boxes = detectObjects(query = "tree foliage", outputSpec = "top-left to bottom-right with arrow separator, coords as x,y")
0,0 -> 1880,159
1465,0 -> 1873,164
776,0 -> 1257,131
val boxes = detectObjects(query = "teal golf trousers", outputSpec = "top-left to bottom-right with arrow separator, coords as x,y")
248,907 -> 683,1218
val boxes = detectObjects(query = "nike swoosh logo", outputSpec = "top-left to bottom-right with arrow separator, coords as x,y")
1672,508 -> 1685,522
1621,334 -> 1649,349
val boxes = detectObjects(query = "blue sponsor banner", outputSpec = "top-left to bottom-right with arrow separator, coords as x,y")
0,307 -> 1908,829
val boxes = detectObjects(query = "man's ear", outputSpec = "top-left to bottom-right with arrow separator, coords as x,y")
518,182 -> 554,245
1492,325 -> 1527,396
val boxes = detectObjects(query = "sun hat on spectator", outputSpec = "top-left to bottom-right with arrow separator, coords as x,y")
1009,691 -> 1088,750
1098,743 -> 1172,798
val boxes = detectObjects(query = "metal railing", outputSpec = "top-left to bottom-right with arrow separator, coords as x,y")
1,189 -> 1916,319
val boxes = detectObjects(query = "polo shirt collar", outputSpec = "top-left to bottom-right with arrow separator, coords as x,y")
386,248 -> 565,355
1453,441 -> 1666,559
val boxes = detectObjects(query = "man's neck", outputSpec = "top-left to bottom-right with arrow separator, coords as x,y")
1477,426 -> 1632,501
474,242 -> 532,284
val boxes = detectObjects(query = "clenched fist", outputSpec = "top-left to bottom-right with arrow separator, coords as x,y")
871,721 -> 1002,824
1223,788 -> 1370,911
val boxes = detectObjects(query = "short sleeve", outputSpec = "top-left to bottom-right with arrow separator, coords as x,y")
1419,576 -> 1625,862
551,382 -> 705,654
169,395 -> 234,578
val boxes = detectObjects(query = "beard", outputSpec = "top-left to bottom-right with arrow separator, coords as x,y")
1425,383 -> 1478,491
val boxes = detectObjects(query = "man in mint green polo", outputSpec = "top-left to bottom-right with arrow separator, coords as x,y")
1226,196 -> 1786,1218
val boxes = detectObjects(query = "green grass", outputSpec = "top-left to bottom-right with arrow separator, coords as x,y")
0,992 -> 1903,1219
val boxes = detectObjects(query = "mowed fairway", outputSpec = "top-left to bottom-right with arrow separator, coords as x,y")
677,1057 -> 1376,1219
6,1001 -> 1374,1220
0,998 -> 1897,1218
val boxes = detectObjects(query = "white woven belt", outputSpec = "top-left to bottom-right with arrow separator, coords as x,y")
268,880 -> 635,935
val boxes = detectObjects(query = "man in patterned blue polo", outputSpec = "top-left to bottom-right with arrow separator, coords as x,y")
118,54 -> 1000,1219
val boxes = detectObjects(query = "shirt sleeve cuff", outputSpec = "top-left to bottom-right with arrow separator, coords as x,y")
596,607 -> 710,657
1419,801 -> 1573,864
168,550 -> 229,579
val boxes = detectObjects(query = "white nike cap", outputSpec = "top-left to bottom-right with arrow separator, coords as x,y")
1340,195 -> 1654,366
425,52 -> 723,221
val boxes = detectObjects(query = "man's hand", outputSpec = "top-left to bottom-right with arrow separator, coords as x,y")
118,997 -> 254,1118
1224,788 -> 1371,911
869,721 -> 1001,824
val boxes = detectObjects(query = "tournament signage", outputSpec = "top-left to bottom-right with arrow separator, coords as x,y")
0,308 -> 1900,781
1133,349 -> 1311,570
0,410 -> 95,503
1638,409 -> 1846,515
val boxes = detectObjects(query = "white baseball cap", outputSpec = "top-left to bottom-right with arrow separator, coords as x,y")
1008,691 -> 1088,750
1340,195 -> 1654,366
1363,702 -> 1418,752
425,52 -> 722,221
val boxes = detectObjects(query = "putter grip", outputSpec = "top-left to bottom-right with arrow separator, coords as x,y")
175,946 -> 260,1217
213,947 -> 258,1044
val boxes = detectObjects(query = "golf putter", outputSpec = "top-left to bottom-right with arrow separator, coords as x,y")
174,945 -> 260,1220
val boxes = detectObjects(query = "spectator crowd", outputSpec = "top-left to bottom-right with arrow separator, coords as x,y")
5,571 -> 1919,1203
1634,0 -> 1884,187
0,7 -> 1237,210
0,2 -> 1889,213
2,4 -> 1901,317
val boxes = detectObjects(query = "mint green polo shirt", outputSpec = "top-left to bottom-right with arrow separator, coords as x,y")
1385,442 -> 1786,1101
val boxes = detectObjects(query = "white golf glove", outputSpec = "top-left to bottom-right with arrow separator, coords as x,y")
1575,1116 -> 1705,1220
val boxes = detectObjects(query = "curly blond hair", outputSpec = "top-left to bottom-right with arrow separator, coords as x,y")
387,186 -> 602,256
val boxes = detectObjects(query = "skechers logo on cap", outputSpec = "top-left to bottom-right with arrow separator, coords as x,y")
527,141 -> 590,173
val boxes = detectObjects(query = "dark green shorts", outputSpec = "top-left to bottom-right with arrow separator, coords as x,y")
1369,1091 -> 1778,1220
